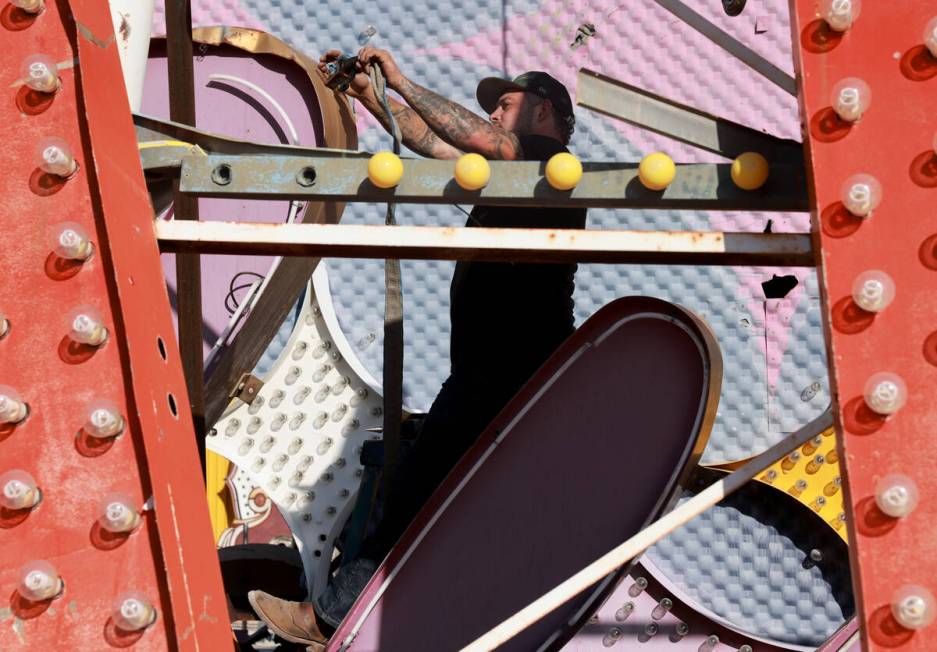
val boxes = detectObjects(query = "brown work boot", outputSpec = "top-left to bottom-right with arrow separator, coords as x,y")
247,590 -> 329,647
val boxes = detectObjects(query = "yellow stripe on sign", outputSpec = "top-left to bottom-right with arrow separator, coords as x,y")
206,450 -> 233,543
709,427 -> 847,543
137,139 -> 195,150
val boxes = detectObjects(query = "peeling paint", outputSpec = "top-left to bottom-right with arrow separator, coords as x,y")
12,617 -> 26,644
0,607 -> 11,622
168,485 -> 201,650
118,12 -> 131,45
198,595 -> 218,624
75,21 -> 115,49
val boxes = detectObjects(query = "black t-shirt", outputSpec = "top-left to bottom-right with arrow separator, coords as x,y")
449,135 -> 587,387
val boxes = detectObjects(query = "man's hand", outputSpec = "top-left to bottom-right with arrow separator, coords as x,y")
318,49 -> 370,98
356,47 -> 405,90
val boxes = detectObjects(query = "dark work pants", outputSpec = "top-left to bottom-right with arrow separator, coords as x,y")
361,372 -> 520,561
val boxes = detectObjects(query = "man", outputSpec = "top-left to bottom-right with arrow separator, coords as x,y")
248,48 -> 586,648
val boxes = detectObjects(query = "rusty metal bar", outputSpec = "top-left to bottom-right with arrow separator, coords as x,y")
179,155 -> 809,212
155,221 -> 815,266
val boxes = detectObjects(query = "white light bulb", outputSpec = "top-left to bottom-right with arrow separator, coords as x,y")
98,493 -> 140,533
11,0 -> 44,13
851,270 -> 895,312
892,585 -> 936,630
925,17 -> 937,58
821,0 -> 861,32
66,305 -> 108,345
50,222 -> 93,260
863,372 -> 907,415
840,173 -> 882,217
21,54 -> 59,93
36,137 -> 78,177
875,474 -> 919,518
0,469 -> 41,510
651,597 -> 673,620
84,400 -> 124,438
831,78 -> 871,122
113,592 -> 157,631
0,385 -> 28,424
312,341 -> 331,358
291,341 -> 308,360
18,560 -> 62,601
699,635 -> 720,652
314,411 -> 328,429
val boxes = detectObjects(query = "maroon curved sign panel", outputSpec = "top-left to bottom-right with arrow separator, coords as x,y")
330,296 -> 722,651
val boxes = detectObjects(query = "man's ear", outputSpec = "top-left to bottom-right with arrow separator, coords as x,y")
538,99 -> 554,123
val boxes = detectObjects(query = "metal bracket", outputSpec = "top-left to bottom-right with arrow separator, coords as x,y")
230,372 -> 264,403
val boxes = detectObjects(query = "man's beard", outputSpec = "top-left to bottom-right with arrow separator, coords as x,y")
512,105 -> 539,136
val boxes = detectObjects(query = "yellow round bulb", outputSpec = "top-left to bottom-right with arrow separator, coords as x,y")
454,153 -> 491,191
638,152 -> 676,191
731,152 -> 770,190
544,152 -> 583,191
367,151 -> 404,189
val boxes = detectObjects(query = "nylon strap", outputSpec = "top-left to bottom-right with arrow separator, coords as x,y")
371,66 -> 404,510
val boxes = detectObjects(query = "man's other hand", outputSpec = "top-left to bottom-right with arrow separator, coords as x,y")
318,49 -> 370,98
357,47 -> 405,90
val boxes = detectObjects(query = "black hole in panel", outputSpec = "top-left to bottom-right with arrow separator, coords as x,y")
168,393 -> 178,418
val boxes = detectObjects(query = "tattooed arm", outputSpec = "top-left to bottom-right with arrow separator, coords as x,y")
357,47 -> 524,161
318,49 -> 460,160
357,89 -> 461,160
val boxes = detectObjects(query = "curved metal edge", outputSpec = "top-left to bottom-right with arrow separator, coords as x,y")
541,298 -> 724,651
188,26 -> 359,428
331,295 -> 724,651
312,264 -> 425,415
639,465 -> 852,651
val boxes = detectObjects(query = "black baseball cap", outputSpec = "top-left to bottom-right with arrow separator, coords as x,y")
476,71 -> 574,120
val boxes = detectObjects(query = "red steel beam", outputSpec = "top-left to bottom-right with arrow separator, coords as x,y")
791,1 -> 937,650
0,0 -> 228,649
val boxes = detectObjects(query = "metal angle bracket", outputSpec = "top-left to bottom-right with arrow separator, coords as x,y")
577,68 -> 803,164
